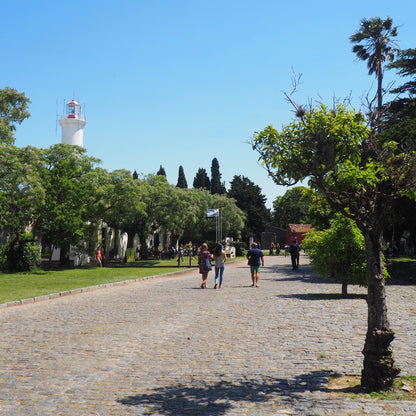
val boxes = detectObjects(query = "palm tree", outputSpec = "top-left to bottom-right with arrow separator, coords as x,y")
350,17 -> 399,110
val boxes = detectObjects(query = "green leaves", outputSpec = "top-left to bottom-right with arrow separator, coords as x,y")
0,87 -> 31,145
253,101 -> 416,233
0,145 -> 45,237
303,215 -> 367,289
253,105 -> 369,189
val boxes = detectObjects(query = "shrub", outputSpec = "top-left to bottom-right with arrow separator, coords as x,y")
302,215 -> 366,297
0,234 -> 41,272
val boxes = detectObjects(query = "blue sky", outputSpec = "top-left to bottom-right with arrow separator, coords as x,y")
2,1 -> 416,208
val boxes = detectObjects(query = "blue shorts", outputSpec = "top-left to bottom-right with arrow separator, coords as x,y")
250,265 -> 261,274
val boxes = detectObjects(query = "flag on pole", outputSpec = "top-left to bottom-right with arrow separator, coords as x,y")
207,208 -> 219,218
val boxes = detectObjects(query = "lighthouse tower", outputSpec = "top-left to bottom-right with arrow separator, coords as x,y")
58,99 -> 87,147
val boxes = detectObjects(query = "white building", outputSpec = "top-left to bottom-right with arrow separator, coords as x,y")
58,99 -> 86,147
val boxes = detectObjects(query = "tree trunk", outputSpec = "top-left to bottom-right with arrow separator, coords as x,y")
59,243 -> 71,268
377,72 -> 383,111
123,229 -> 136,263
361,229 -> 400,390
341,278 -> 348,298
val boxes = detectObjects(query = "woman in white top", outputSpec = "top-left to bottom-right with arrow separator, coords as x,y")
213,243 -> 227,289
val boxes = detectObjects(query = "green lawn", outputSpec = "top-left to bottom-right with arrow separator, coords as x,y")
0,259 -> 192,304
0,256 -> 244,304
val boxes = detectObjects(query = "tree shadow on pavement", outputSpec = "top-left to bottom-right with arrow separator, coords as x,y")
264,264 -> 336,285
117,370 -> 337,415
276,293 -> 367,301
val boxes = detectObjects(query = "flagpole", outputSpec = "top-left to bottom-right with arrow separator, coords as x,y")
219,208 -> 222,242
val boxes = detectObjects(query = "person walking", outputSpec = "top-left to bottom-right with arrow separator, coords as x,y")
289,239 -> 300,270
269,242 -> 275,256
246,242 -> 264,287
213,243 -> 227,289
198,243 -> 213,289
95,247 -> 102,267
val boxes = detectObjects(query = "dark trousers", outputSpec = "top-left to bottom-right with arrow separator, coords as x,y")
290,254 -> 298,269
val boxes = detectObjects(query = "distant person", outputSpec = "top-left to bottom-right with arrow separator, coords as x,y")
213,243 -> 227,289
246,242 -> 264,287
95,247 -> 102,267
269,242 -> 275,256
289,240 -> 301,270
275,242 -> 281,255
198,243 -> 213,289
179,243 -> 185,262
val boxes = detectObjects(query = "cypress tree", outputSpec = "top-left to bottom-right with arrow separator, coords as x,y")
210,157 -> 226,194
157,165 -> 166,177
193,168 -> 210,191
176,165 -> 188,188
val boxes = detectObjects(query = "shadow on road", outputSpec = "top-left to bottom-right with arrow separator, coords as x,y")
276,293 -> 367,301
117,370 -> 339,415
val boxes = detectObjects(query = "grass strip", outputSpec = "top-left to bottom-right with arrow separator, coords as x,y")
0,261 -> 191,304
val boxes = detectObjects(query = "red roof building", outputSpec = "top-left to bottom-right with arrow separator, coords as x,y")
286,224 -> 314,245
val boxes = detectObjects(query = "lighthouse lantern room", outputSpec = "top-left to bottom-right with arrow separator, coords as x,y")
59,99 -> 87,147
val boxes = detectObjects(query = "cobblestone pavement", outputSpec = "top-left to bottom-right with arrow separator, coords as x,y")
1,254 -> 416,415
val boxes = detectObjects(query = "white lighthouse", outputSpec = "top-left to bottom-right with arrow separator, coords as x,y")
59,99 -> 87,147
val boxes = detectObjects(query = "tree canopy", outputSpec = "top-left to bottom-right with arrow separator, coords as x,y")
272,186 -> 313,228
303,215 -> 367,297
193,167 -> 210,191
156,165 -> 166,176
210,157 -> 226,194
37,144 -> 101,263
228,175 -> 271,241
0,87 -> 31,145
350,16 -> 399,109
0,145 -> 45,240
176,165 -> 188,188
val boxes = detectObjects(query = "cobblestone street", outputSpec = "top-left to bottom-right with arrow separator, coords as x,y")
1,254 -> 415,415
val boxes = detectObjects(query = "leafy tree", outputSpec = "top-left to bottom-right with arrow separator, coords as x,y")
124,174 -> 176,258
383,48 -> 416,126
98,169 -> 146,255
303,215 -> 367,297
0,145 -> 45,271
0,87 -> 31,144
272,186 -> 313,228
252,101 -> 416,390
389,48 -> 416,95
145,174 -> 179,245
176,165 -> 188,188
350,16 -> 399,110
381,49 -> 416,246
0,145 -> 45,239
157,165 -> 166,176
181,188 -> 245,244
210,157 -> 226,194
37,144 -> 100,266
228,175 -> 271,242
193,168 -> 210,191
167,186 -> 199,245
